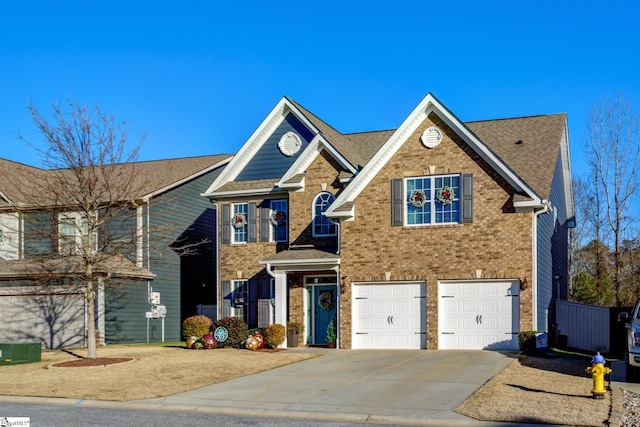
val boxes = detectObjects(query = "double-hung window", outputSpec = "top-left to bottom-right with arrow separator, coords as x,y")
232,203 -> 248,243
312,192 -> 336,237
270,200 -> 288,242
405,175 -> 460,225
59,212 -> 98,254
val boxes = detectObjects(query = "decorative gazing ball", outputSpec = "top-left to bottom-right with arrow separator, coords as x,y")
245,336 -> 259,351
203,333 -> 217,349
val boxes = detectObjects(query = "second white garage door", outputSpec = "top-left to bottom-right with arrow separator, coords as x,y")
439,280 -> 520,350
352,282 -> 426,349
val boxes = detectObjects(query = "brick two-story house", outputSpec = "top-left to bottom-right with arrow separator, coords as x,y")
203,93 -> 574,350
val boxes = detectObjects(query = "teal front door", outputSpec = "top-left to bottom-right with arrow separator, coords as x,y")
310,285 -> 337,344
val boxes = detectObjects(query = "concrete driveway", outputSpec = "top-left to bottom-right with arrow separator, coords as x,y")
134,348 -> 518,425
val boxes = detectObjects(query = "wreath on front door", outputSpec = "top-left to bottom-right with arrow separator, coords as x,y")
318,291 -> 335,311
409,189 -> 428,208
270,210 -> 287,227
232,213 -> 247,229
436,186 -> 455,205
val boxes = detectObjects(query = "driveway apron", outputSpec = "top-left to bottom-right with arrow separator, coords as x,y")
136,349 -> 517,425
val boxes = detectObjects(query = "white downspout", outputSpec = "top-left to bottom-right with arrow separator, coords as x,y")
532,200 -> 550,330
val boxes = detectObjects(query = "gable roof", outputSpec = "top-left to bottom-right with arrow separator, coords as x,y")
466,114 -> 567,202
0,154 -> 232,209
202,93 -> 570,221
325,93 -> 558,219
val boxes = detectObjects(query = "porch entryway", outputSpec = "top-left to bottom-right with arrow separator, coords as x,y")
305,276 -> 337,346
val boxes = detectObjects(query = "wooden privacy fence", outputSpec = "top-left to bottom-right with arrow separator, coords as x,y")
556,300 -> 610,353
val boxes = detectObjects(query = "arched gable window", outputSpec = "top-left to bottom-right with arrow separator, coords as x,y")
312,192 -> 336,237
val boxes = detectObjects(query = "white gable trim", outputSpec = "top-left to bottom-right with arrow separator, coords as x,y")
325,93 -> 543,219
203,98 -> 321,197
559,118 -> 575,227
277,134 -> 357,190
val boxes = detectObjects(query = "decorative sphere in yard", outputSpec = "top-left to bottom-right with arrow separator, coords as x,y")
245,336 -> 259,351
203,333 -> 216,349
253,332 -> 265,349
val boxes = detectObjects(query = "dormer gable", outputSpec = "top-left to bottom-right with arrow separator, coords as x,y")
325,93 -> 545,220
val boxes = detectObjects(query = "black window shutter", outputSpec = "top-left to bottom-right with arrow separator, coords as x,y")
391,179 -> 404,226
221,280 -> 231,318
221,204 -> 230,244
248,279 -> 258,329
461,174 -> 474,223
248,202 -> 257,243
260,204 -> 270,242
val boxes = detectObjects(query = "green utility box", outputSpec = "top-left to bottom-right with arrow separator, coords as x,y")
0,342 -> 42,365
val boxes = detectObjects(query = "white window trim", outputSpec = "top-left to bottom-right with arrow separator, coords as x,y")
404,174 -> 461,226
58,211 -> 98,254
312,192 -> 337,237
231,202 -> 248,244
270,199 -> 288,243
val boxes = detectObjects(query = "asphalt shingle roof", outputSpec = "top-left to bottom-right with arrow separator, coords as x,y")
0,154 -> 232,208
287,98 -> 566,198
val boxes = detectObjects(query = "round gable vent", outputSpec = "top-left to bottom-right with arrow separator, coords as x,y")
278,131 -> 302,156
421,126 -> 443,149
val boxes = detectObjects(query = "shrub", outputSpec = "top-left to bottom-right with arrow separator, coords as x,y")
326,318 -> 337,344
182,315 -> 213,340
519,330 -> 542,353
264,323 -> 286,348
286,321 -> 305,334
212,316 -> 249,348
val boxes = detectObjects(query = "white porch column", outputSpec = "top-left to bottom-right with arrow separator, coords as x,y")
273,270 -> 288,347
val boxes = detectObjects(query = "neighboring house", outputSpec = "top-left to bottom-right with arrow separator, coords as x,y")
203,93 -> 574,350
0,154 -> 231,348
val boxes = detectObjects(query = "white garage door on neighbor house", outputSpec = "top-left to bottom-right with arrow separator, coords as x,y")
439,280 -> 520,350
352,282 -> 426,349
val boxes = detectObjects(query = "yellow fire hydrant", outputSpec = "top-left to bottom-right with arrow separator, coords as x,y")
585,352 -> 611,399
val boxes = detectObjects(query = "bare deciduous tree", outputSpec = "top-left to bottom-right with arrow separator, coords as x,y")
584,93 -> 640,306
8,99 -> 148,358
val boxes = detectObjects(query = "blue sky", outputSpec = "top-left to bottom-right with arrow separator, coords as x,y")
1,1 -> 639,178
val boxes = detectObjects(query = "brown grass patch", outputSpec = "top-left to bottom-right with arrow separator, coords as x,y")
456,355 -> 610,426
0,345 -> 318,401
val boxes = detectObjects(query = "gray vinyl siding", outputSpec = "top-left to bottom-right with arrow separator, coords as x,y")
105,167 -> 224,343
536,150 -> 570,331
235,113 -> 314,181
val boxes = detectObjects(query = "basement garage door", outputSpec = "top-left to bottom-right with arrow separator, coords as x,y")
439,280 -> 520,350
352,282 -> 426,349
0,288 -> 85,349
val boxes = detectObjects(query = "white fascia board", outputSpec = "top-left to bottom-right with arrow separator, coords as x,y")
326,93 -> 542,219
559,118 -> 575,222
258,258 -> 340,269
0,190 -> 13,205
204,98 -> 324,196
278,135 -> 356,188
202,186 -> 279,199
203,98 -> 295,195
141,157 -> 232,202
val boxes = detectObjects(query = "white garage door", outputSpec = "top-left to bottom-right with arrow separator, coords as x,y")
0,289 -> 85,349
439,281 -> 519,350
352,282 -> 426,349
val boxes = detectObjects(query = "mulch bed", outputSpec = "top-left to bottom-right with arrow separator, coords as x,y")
49,357 -> 134,368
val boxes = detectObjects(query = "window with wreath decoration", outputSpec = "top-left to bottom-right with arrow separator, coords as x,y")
317,290 -> 335,311
270,199 -> 288,242
405,175 -> 460,225
232,203 -> 248,243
